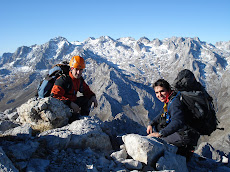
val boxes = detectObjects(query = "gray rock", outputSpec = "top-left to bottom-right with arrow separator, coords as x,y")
0,112 -> 7,121
187,153 -> 230,171
3,108 -> 14,115
215,166 -> 230,172
26,158 -> 50,172
156,151 -> 188,172
7,141 -> 39,160
15,161 -> 28,171
38,128 -> 72,150
0,120 -> 19,132
195,142 -> 222,162
68,117 -> 112,152
7,112 -> 19,121
1,123 -> 32,139
17,97 -> 72,132
97,156 -> 111,168
111,149 -> 128,161
38,117 -> 112,152
0,146 -> 19,172
121,159 -> 142,170
212,133 -> 230,156
122,134 -> 177,165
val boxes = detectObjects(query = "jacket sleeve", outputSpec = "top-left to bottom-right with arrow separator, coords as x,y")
159,96 -> 185,137
51,76 -> 71,105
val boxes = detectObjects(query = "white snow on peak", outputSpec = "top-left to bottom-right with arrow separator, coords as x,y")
14,65 -> 33,73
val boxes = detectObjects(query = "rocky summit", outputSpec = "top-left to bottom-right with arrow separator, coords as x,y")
0,36 -> 230,171
1,97 -> 230,171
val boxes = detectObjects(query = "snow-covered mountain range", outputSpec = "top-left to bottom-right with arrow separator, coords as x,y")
0,36 -> 229,135
1,36 -> 230,171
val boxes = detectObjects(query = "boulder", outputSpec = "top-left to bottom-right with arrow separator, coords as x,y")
0,123 -> 32,139
0,120 -> 19,132
156,151 -> 188,172
122,134 -> 177,165
38,128 -> 72,150
17,97 -> 72,132
6,141 -> 39,161
67,117 -> 112,152
1,109 -> 19,121
26,158 -> 50,172
0,146 -> 19,172
38,116 -> 112,152
110,149 -> 128,161
121,159 -> 142,170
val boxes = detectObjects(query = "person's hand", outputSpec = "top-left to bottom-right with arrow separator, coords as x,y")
89,96 -> 98,108
147,125 -> 153,134
70,102 -> 80,113
147,132 -> 161,138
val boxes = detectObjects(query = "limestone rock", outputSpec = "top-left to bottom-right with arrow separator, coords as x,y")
0,146 -> 19,172
0,120 -> 19,132
122,134 -> 177,165
38,116 -> 112,152
156,151 -> 188,172
26,158 -> 50,172
110,149 -> 128,161
68,117 -> 112,152
38,128 -> 72,150
0,123 -> 32,139
17,97 -> 72,132
121,159 -> 142,170
7,141 -> 39,160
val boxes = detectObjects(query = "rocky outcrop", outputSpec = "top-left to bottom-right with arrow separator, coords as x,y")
122,134 -> 177,165
1,98 -> 230,171
17,97 -> 72,132
38,117 -> 112,152
0,147 -> 19,172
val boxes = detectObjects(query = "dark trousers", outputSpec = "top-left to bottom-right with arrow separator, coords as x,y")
161,131 -> 200,157
68,96 -> 90,123
75,96 -> 91,116
162,132 -> 185,147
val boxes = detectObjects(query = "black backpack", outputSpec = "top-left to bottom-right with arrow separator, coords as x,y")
36,61 -> 71,98
173,69 -> 219,135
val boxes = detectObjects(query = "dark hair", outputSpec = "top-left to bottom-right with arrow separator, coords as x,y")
153,79 -> 171,92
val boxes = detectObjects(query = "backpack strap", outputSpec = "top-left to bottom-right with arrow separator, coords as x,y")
167,91 -> 181,111
79,77 -> 84,93
54,74 -> 73,94
163,91 -> 181,124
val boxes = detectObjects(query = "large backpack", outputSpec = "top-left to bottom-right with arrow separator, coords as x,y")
37,61 -> 71,98
173,69 -> 218,135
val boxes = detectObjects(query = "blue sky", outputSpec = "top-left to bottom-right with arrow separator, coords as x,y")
0,0 -> 229,56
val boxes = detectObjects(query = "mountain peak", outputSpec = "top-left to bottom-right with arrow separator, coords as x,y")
49,36 -> 69,43
98,36 -> 115,42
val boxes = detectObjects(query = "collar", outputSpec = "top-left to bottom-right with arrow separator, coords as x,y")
69,71 -> 75,80
164,90 -> 174,103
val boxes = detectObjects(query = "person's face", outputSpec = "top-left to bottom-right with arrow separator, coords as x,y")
71,68 -> 83,79
154,86 -> 170,103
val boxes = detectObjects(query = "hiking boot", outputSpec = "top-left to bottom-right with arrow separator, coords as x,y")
177,146 -> 195,162
68,113 -> 80,123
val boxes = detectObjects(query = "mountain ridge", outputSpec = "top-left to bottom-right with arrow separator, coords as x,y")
0,36 -> 229,132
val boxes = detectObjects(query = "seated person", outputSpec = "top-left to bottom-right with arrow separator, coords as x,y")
51,55 -> 98,121
147,79 -> 200,157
